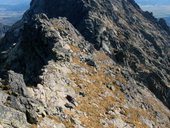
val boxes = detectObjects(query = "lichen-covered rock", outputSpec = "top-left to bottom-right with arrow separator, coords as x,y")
37,117 -> 66,128
0,105 -> 30,128
8,70 -> 29,97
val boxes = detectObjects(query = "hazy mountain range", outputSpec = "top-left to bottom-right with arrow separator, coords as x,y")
164,17 -> 170,26
136,0 -> 170,18
136,0 -> 170,5
0,0 -> 30,4
135,0 -> 170,26
0,3 -> 29,25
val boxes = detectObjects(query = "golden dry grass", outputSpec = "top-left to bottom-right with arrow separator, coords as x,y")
68,44 -> 160,128
32,44 -> 162,128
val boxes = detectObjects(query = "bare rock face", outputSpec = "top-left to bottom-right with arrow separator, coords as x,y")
23,0 -> 170,109
0,0 -> 170,128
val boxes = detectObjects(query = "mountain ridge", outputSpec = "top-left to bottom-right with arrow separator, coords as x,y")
0,0 -> 169,128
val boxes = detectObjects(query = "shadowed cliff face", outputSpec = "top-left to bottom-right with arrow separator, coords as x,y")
0,0 -> 170,128
0,14 -> 72,85
29,0 -> 128,49
0,23 -> 10,38
28,0 -> 170,48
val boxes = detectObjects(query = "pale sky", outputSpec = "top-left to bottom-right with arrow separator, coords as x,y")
135,0 -> 170,5
0,0 -> 30,5
135,0 -> 170,17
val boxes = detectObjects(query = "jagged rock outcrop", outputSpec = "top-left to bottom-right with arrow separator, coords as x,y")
20,0 -> 170,108
0,0 -> 170,128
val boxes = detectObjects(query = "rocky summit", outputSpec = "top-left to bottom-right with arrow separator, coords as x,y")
0,0 -> 170,128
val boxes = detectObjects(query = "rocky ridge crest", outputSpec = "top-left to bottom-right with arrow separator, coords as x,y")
0,0 -> 169,128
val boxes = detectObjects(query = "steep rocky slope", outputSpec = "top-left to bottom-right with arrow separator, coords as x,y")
0,0 -> 170,128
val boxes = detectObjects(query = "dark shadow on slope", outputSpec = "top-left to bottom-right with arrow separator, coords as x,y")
137,71 -> 170,109
0,14 -> 68,86
29,0 -> 119,50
